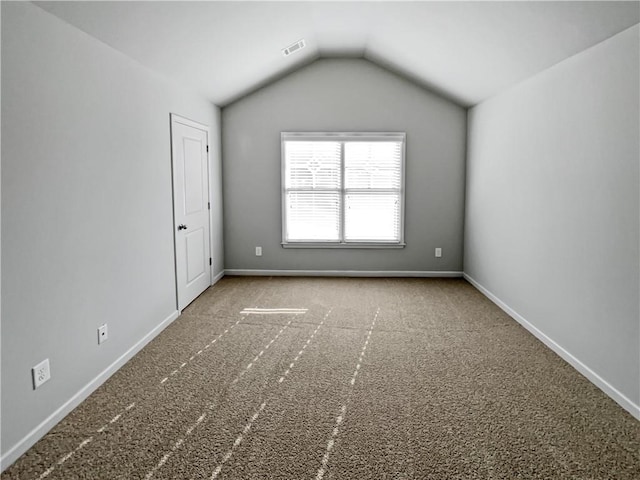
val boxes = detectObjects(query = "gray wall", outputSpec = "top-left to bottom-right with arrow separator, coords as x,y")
1,1 -> 222,463
464,25 -> 640,412
222,58 -> 467,273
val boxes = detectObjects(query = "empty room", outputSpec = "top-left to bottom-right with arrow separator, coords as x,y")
1,1 -> 639,479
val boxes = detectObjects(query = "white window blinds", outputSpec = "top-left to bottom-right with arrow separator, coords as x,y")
282,133 -> 405,246
284,141 -> 341,241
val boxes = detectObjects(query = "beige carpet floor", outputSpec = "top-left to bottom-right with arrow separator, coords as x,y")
2,277 -> 639,479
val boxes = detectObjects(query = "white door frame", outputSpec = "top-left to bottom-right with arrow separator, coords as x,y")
170,113 -> 213,310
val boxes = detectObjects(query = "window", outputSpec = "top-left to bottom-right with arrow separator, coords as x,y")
282,132 -> 405,247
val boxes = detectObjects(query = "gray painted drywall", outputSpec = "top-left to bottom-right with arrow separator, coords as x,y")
222,58 -> 467,272
465,25 -> 640,409
1,1 -> 222,462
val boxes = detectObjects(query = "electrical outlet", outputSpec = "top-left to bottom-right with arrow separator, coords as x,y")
98,324 -> 108,344
32,359 -> 51,389
435,247 -> 442,258
255,246 -> 262,257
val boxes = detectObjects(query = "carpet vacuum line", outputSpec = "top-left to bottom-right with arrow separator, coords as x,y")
159,285 -> 271,386
232,319 -> 293,384
315,307 -> 380,480
36,402 -> 136,480
144,310 -> 324,480
160,317 -> 242,386
208,309 -> 332,480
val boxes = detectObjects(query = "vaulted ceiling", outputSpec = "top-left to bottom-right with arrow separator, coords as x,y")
36,1 -> 640,107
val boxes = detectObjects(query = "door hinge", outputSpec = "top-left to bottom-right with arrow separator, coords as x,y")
209,258 -> 212,266
206,145 -> 209,152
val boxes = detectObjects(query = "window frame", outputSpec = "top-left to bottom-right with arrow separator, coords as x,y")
281,132 -> 406,248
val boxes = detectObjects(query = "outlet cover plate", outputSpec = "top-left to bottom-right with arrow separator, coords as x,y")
32,358 -> 51,389
98,324 -> 108,344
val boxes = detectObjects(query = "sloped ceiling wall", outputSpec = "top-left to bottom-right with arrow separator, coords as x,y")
36,1 -> 640,107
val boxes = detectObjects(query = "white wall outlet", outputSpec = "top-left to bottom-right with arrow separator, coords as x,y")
98,324 -> 108,344
435,247 -> 442,258
32,358 -> 51,389
255,246 -> 262,257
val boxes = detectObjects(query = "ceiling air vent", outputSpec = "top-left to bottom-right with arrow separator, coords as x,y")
282,39 -> 306,57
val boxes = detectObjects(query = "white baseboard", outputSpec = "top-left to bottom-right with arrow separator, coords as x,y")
224,269 -> 463,278
0,310 -> 181,471
463,273 -> 640,421
211,269 -> 225,285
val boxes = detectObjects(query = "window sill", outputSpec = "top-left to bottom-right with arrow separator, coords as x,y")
281,242 -> 406,249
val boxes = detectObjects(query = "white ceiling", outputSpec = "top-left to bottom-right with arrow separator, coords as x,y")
35,1 -> 640,107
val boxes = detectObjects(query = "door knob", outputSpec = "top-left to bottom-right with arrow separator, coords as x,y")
178,224 -> 188,231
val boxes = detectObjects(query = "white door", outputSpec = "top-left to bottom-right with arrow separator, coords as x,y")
171,114 -> 212,310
